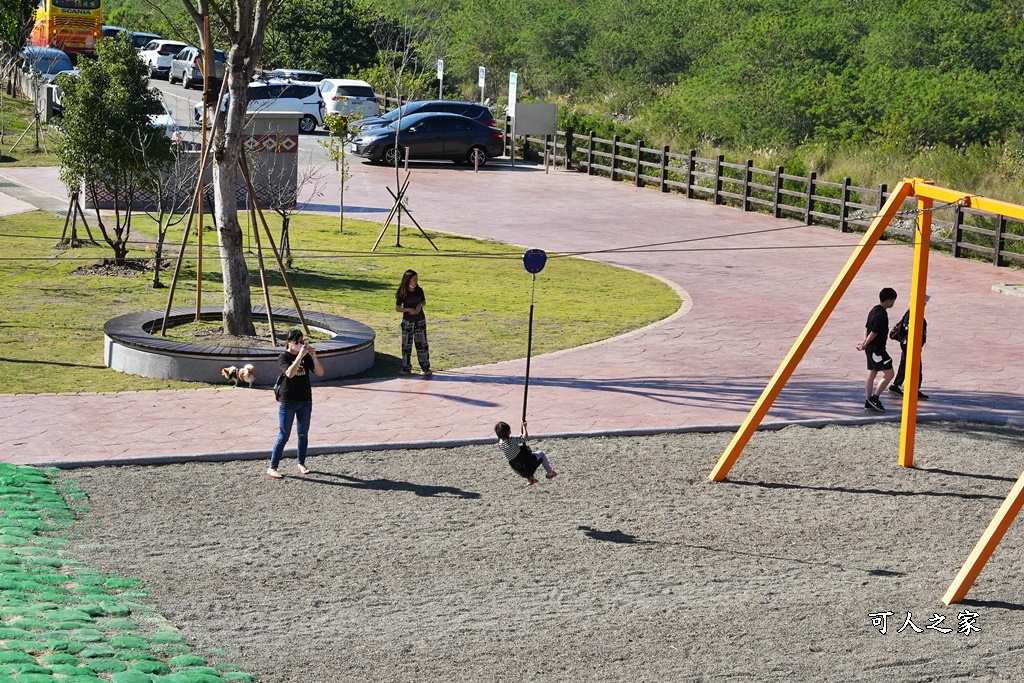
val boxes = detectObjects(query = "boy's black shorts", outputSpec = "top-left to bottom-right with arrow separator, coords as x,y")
866,349 -> 893,371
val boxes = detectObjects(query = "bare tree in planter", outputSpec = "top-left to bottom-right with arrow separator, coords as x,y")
142,144 -> 203,288
56,37 -> 173,266
254,154 -> 326,269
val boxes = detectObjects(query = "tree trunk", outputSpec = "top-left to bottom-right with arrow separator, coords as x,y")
214,60 -> 256,335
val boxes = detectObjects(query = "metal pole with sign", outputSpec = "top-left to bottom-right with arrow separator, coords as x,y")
478,66 -> 486,104
521,249 -> 546,425
508,72 -> 518,167
437,59 -> 444,99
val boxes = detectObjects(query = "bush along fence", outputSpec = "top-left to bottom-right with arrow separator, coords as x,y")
508,125 -> 1024,269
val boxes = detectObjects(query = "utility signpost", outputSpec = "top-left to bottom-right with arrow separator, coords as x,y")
508,71 -> 518,167
437,59 -> 444,99
478,65 -> 486,104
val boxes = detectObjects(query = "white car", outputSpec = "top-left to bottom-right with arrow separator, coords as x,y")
49,69 -> 80,116
149,102 -> 182,142
139,40 -> 189,80
194,81 -> 326,134
318,79 -> 379,118
51,69 -> 179,141
267,68 -> 324,83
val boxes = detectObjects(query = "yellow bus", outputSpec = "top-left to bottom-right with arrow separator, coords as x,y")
30,0 -> 102,60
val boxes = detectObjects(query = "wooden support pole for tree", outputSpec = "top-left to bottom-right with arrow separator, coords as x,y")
195,14 -> 212,323
161,63 -> 231,335
161,142 -> 213,335
238,153 -> 309,337
247,196 -> 278,346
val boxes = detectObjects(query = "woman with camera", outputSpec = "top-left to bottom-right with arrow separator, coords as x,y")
267,329 -> 324,478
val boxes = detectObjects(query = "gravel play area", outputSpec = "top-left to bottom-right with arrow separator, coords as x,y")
62,422 -> 1024,682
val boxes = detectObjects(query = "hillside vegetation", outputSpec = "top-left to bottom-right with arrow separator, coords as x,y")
106,0 -> 1024,199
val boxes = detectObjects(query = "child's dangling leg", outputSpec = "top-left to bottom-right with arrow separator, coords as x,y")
535,450 -> 558,479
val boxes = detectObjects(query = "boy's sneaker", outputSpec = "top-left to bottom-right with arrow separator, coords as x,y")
545,471 -> 558,480
422,370 -> 433,379
888,384 -> 903,396
399,368 -> 412,376
917,391 -> 929,401
866,396 -> 885,412
525,477 -> 539,487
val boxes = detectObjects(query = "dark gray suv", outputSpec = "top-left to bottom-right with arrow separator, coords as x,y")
353,100 -> 497,133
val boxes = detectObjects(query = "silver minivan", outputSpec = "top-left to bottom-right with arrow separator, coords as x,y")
169,46 -> 225,89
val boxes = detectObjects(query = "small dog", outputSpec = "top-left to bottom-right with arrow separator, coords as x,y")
222,364 -> 256,388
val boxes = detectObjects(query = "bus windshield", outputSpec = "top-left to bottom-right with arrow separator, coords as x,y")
53,0 -> 101,10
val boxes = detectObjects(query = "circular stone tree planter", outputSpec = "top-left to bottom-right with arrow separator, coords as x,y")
104,307 -> 375,385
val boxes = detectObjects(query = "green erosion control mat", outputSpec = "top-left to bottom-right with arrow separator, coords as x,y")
0,463 -> 257,683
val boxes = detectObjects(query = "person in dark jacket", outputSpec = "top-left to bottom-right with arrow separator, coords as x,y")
267,329 -> 324,478
889,295 -> 930,401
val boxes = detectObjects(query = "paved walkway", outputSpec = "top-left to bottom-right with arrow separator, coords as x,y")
1,161 -> 1022,467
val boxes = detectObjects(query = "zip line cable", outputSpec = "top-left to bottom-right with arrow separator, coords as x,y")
0,239 -> 970,262
0,197 -> 982,264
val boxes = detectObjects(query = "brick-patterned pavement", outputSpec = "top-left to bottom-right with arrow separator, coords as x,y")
1,162 -> 1021,466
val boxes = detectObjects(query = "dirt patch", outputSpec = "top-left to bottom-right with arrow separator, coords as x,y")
161,321 -> 334,348
63,422 -> 1024,682
71,258 -> 154,277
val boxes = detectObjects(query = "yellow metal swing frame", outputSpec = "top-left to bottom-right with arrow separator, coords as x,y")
705,178 -> 1024,604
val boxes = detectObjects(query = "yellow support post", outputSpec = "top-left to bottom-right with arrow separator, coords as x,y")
709,180 -> 915,481
898,185 -> 933,468
943,471 -> 1024,605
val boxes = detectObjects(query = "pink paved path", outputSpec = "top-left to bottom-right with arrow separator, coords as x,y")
1,162 -> 1022,466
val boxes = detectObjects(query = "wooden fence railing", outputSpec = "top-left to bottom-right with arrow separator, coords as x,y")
371,97 -> 1023,268
513,125 -> 1024,268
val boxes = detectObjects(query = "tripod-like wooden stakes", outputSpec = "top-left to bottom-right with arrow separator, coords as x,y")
371,172 -> 439,251
160,22 -> 309,340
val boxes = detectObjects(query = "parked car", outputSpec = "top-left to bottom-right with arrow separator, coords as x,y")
352,100 -> 497,134
267,68 -> 324,82
102,25 -> 128,39
194,81 -> 326,134
351,112 -> 503,166
130,32 -> 161,50
169,46 -> 225,89
148,100 -> 181,142
51,69 -> 178,141
18,47 -> 73,85
139,40 -> 188,80
49,69 -> 80,116
318,78 -> 379,118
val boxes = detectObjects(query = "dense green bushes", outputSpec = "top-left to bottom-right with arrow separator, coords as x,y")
97,0 -> 1024,199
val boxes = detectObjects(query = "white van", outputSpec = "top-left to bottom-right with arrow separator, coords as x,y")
318,79 -> 379,118
195,81 -> 327,133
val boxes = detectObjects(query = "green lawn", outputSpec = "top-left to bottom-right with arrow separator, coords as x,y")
0,210 -> 680,393
0,96 -> 61,168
